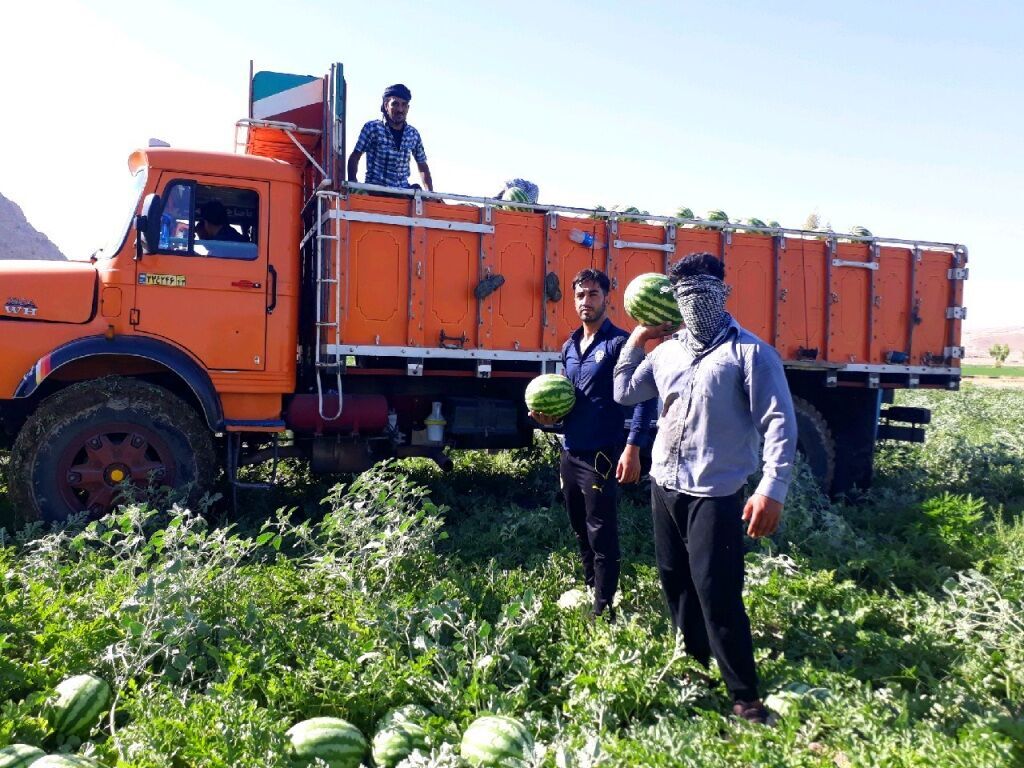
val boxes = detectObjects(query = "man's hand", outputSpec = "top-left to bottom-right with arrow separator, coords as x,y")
629,321 -> 680,347
616,444 -> 641,484
742,494 -> 783,538
529,410 -> 560,427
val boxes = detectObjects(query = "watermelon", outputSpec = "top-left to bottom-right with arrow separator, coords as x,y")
707,209 -> 729,223
286,717 -> 366,768
502,186 -> 531,212
624,273 -> 682,327
744,217 -> 767,231
768,220 -> 781,229
850,225 -> 872,238
371,705 -> 431,768
675,206 -> 694,219
460,715 -> 533,767
0,744 -> 45,768
32,757 -> 105,768
48,674 -> 111,738
524,374 -> 575,419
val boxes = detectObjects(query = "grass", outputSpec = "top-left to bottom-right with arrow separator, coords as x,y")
961,364 -> 1024,378
0,388 -> 1022,767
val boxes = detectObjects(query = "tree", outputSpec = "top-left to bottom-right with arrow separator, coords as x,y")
989,343 -> 1010,367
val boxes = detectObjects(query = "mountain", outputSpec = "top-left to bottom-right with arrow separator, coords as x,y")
0,192 -> 66,260
962,326 -> 1024,364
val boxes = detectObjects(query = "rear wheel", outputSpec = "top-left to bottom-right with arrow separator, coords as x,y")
792,395 -> 835,493
6,378 -> 216,527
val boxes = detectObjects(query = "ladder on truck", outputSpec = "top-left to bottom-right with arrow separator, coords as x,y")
239,62 -> 348,421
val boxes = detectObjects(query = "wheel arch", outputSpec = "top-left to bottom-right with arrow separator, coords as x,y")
15,335 -> 224,431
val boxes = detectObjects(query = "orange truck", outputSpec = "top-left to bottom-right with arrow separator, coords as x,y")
0,63 -> 967,526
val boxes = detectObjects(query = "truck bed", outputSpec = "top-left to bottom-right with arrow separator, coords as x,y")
312,188 -> 965,389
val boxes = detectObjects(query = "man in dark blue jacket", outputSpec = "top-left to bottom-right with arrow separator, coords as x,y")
531,268 -> 656,618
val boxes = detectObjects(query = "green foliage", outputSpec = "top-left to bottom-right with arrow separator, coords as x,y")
989,343 -> 1010,367
1,389 -> 1022,765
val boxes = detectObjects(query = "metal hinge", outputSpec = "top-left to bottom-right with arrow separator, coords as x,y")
945,306 -> 967,320
129,308 -> 140,325
944,346 -> 965,359
407,361 -> 424,376
947,268 -> 969,280
476,361 -> 492,379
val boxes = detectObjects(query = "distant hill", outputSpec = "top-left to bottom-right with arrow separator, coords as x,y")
0,192 -> 66,260
962,326 -> 1024,364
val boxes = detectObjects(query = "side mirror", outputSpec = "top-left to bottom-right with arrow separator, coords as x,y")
137,193 -> 163,257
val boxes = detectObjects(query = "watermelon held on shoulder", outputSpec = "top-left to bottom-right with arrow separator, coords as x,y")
286,717 -> 367,768
0,744 -> 46,768
47,673 -> 112,739
623,273 -> 682,327
524,374 -> 575,420
371,705 -> 431,768
460,715 -> 534,767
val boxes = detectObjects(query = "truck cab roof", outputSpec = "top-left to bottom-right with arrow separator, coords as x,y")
129,146 -> 302,185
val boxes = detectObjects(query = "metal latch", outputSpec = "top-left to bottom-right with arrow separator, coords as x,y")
476,361 -> 492,379
947,268 -> 969,280
407,361 -> 424,376
945,306 -> 967,320
943,346 -> 965,359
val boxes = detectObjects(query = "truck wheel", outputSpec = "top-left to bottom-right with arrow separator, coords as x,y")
6,378 -> 216,527
792,396 -> 835,493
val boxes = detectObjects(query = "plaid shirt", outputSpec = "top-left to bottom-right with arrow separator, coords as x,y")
353,118 -> 427,188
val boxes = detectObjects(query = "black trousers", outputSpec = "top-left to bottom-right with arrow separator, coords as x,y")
560,448 -> 621,614
651,482 -> 759,702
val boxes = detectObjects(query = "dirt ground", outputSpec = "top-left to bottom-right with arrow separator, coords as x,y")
961,375 -> 1024,389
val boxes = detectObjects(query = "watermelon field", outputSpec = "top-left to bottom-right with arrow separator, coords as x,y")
1,385 -> 1022,767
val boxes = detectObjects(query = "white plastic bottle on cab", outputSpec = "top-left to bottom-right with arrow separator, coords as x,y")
569,228 -> 603,248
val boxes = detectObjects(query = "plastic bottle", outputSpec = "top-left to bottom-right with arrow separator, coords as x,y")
159,213 -> 172,249
569,228 -> 602,248
425,401 -> 446,443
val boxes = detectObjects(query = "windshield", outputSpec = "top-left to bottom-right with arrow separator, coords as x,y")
92,166 -> 148,260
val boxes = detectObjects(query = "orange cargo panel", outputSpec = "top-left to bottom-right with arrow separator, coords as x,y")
421,201 -> 480,351
775,239 -> 827,361
828,242 -> 873,364
341,195 -> 411,347
915,248 -> 958,364
488,210 -> 545,352
874,246 -> 914,363
725,232 -> 776,343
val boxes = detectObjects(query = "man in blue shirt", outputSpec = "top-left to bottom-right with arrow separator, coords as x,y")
531,268 -> 655,619
347,83 -> 433,191
613,252 -> 797,725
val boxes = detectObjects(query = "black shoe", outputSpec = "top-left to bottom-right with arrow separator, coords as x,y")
732,699 -> 769,725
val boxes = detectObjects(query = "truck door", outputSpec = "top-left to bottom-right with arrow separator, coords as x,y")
133,176 -> 270,371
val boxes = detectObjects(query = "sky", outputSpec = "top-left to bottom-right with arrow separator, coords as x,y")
1,0 -> 1021,329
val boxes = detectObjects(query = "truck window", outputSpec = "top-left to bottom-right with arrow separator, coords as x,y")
158,181 -> 259,260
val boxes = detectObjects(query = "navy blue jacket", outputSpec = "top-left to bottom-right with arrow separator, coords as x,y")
561,318 -> 656,451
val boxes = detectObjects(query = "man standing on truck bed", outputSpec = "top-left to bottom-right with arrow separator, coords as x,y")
531,268 -> 656,620
613,252 -> 797,725
347,83 -> 433,191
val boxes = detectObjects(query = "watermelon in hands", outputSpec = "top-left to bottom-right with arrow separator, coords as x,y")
525,374 -> 575,420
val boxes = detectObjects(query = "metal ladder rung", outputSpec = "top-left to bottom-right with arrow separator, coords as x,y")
319,234 -> 340,241
316,321 -> 339,328
319,278 -> 338,284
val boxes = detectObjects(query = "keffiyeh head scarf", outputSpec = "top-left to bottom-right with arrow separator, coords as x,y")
667,274 -> 732,356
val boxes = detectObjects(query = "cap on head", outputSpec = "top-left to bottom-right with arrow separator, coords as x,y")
383,83 -> 412,101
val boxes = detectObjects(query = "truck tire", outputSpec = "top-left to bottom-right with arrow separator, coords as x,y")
792,395 -> 835,493
6,378 -> 216,527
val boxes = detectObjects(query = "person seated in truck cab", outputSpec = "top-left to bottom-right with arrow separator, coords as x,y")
347,83 -> 433,192
196,200 -> 247,242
